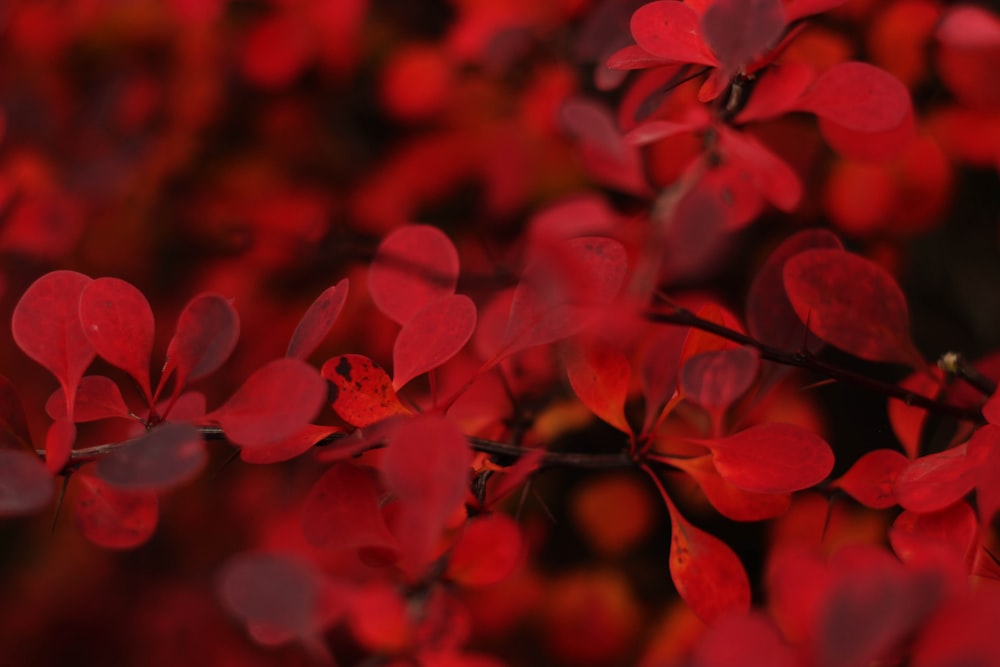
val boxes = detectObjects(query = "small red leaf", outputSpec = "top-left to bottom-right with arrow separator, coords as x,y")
393,294 -> 476,390
783,249 -> 922,366
671,455 -> 791,521
890,501 -> 979,567
832,449 -> 908,509
639,325 -> 688,436
286,279 -> 349,360
96,422 -> 206,491
701,423 -> 834,494
12,270 -> 95,417
207,358 -> 325,448
795,62 -> 911,132
46,376 -> 132,422
564,339 -> 632,435
44,418 -> 76,474
79,277 -> 155,403
240,424 -> 341,465
700,0 -> 786,75
0,449 -> 55,516
74,474 -> 158,549
894,440 -> 987,513
679,346 -> 759,428
368,225 -> 459,325
446,513 -> 523,587
301,463 -> 399,559
889,368 -> 944,458
161,293 -> 240,398
630,1 -> 718,66
323,354 -> 410,427
667,500 -> 750,623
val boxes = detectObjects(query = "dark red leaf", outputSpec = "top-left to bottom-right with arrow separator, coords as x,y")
393,294 -> 476,390
693,610 -> 798,667
745,229 -> 844,351
783,249 -> 922,367
983,391 -> 1000,424
96,422 -> 206,491
0,374 -> 32,449
699,423 -> 834,494
564,339 -> 632,434
666,498 -> 750,622
44,418 -> 76,474
486,448 -> 544,508
240,424 -> 342,465
888,368 -> 943,458
206,358 -> 325,448
368,225 -> 459,325
679,346 -> 759,430
630,1 -> 717,66
818,109 -> 916,162
718,126 -> 802,214
671,455 -> 791,521
639,325 -> 688,436
301,463 -> 399,560
322,354 -> 410,427
782,0 -> 847,22
894,439 -> 988,513
969,424 -> 1000,524
74,474 -> 158,549
911,590 -> 1000,667
46,376 -> 132,422
12,270 -> 95,418
890,501 -> 979,567
79,277 -> 155,403
832,449 -> 908,509
700,0 -> 786,75
0,449 -> 55,516
794,62 -> 911,132
160,293 -> 240,402
446,513 -> 523,587
286,279 -> 349,360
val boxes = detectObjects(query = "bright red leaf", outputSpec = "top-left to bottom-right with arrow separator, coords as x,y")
698,423 -> 834,494
322,354 -> 410,427
890,501 -> 979,568
670,455 -> 791,521
12,270 -> 95,419
46,376 -> 132,422
44,418 -> 76,474
794,62 -> 911,133
205,358 -> 325,448
286,279 -> 349,360
301,463 -> 399,561
160,293 -> 240,401
832,448 -> 908,509
630,1 -> 717,66
894,439 -> 987,513
700,0 -> 786,76
888,368 -> 943,458
95,422 -> 206,491
79,277 -> 155,403
74,474 -> 158,549
0,449 -> 55,517
564,339 -> 632,435
368,225 -> 459,325
240,424 -> 342,464
393,294 -> 477,390
446,513 -> 523,587
783,249 -> 923,367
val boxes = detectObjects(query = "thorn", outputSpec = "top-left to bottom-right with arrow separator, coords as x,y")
799,378 -> 838,391
51,472 -> 72,534
211,448 -> 242,480
532,485 -> 557,525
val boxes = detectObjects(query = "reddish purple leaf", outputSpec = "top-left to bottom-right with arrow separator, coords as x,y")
671,455 -> 791,521
700,0 -> 786,75
794,62 -> 911,132
564,340 -> 632,435
44,418 -> 76,474
894,439 -> 988,513
983,391 -> 1000,425
630,1 -> 717,66
783,249 -> 922,367
96,422 -> 206,491
368,225 -> 459,325
301,463 -> 398,560
160,293 -> 240,399
46,376 -> 132,422
0,449 -> 55,516
718,126 -> 802,213
79,277 -> 155,403
286,279 -> 349,360
240,424 -> 341,464
782,0 -> 847,22
745,229 -> 844,350
0,374 -> 32,450
74,474 -> 158,549
832,448 -> 908,509
392,294 -> 476,390
666,499 -> 750,623
207,358 -> 325,448
12,271 -> 95,418
936,5 -> 1000,49
699,423 -> 834,494
322,354 -> 410,427
680,346 -> 759,429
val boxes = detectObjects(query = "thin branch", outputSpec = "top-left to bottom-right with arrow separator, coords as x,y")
939,351 -> 998,397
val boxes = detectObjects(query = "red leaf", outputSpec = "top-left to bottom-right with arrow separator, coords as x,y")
240,424 -> 342,465
12,270 -> 95,418
666,499 -> 750,623
671,455 -> 791,521
700,423 -> 834,494
206,358 -> 325,448
745,229 -> 844,350
679,346 -> 759,430
0,375 -> 33,449
832,449 -> 908,509
972,425 -> 1000,524
74,474 -> 158,549
286,279 -> 349,360
894,439 -> 988,513
301,463 -> 399,560
46,376 -> 132,422
0,449 -> 55,517
890,501 -> 979,567
486,448 -> 544,508
693,610 -> 798,667
983,391 -> 1000,424
783,249 -> 922,366
639,325 -> 688,436
322,354 -> 410,427
630,1 -> 717,66
936,5 -> 1000,49
393,294 -> 476,390
368,225 -> 459,325
96,422 -> 206,491
446,513 -> 523,587
564,339 -> 632,435
44,418 -> 76,474
888,368 -> 943,458
79,277 -> 155,403
736,62 -> 814,123
160,293 -> 240,399
794,62 -> 911,132
700,0 -> 786,75
818,109 -> 916,162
